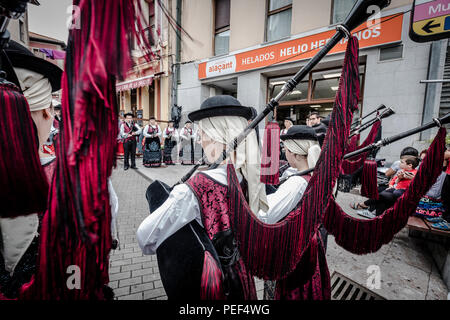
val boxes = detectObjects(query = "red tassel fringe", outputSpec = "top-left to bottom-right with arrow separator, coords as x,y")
0,83 -> 49,217
360,159 -> 379,199
323,128 -> 446,255
260,121 -> 280,185
200,251 -> 225,300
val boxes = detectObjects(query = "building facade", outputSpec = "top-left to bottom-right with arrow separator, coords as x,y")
117,0 -> 173,130
171,0 -> 449,162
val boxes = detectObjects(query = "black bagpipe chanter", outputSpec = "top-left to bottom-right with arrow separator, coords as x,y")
145,0 -> 394,299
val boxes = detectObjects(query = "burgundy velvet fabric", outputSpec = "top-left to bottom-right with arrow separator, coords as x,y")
20,0 -> 153,299
0,82 -> 49,217
323,128 -> 446,255
187,173 -> 257,300
225,36 -> 360,293
360,159 -> 379,199
341,121 -> 381,175
261,121 -> 280,185
346,134 -> 360,153
200,251 -> 225,300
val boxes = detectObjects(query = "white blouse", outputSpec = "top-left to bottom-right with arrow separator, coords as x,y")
256,168 -> 308,224
137,166 -> 242,255
143,125 -> 162,138
163,127 -> 178,139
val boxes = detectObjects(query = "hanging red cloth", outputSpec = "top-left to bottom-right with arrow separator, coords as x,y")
260,121 -> 280,185
323,127 -> 446,255
20,0 -> 153,300
226,36 -> 360,300
360,159 -> 379,199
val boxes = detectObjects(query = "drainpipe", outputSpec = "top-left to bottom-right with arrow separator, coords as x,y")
173,0 -> 182,106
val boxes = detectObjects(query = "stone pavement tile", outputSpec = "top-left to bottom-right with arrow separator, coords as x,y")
144,288 -> 166,300
110,259 -> 132,267
154,280 -> 163,289
132,268 -> 155,277
118,293 -> 143,300
109,266 -> 121,274
131,282 -> 155,294
121,263 -> 144,272
143,273 -> 161,283
109,281 -> 118,289
109,271 -> 131,282
119,276 -> 142,288
114,286 -> 131,297
386,236 -> 433,273
378,258 -> 429,300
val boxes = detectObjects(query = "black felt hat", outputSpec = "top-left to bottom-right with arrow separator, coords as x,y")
124,112 -> 134,117
188,95 -> 253,122
3,40 -> 63,92
284,117 -> 294,123
280,125 -> 318,141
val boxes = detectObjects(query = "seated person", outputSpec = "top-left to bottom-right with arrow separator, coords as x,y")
352,155 -> 419,217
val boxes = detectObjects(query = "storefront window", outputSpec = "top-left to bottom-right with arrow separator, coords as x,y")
268,65 -> 365,124
266,0 -> 292,42
214,0 -> 230,56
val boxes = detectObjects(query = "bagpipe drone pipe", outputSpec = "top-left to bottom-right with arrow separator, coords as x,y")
145,0 -> 394,300
338,107 -> 395,196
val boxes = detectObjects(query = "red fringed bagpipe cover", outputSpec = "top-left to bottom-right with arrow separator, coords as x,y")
20,0 -> 153,299
323,127 -> 446,255
341,121 -> 381,175
260,121 -> 280,185
360,159 -> 379,199
226,36 -> 360,299
0,82 -> 49,217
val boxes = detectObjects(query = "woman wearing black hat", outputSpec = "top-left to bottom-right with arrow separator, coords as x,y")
257,125 -> 321,224
137,95 -> 268,300
143,117 -> 162,167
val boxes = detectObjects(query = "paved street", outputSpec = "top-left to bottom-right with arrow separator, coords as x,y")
109,157 -> 448,300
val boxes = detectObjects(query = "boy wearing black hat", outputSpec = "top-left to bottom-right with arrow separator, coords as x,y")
120,113 -> 142,170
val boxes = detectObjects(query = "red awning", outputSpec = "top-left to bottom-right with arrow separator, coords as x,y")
116,75 -> 154,92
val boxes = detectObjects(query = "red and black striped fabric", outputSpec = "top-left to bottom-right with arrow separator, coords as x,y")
323,127 -> 446,255
20,0 -> 153,299
360,159 -> 379,199
0,82 -> 49,217
226,36 -> 360,293
260,121 -> 280,185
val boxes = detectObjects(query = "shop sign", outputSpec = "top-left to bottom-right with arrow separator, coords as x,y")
116,76 -> 154,92
410,0 -> 450,42
199,13 -> 404,80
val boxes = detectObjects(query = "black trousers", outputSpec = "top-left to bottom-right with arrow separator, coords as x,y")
364,188 -> 405,216
123,139 -> 137,167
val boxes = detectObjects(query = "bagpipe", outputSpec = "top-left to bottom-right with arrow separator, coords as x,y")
349,105 -> 395,138
284,112 -> 450,180
147,0 -> 399,300
350,104 -> 387,131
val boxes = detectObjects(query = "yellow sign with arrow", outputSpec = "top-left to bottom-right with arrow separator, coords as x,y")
410,0 -> 450,42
